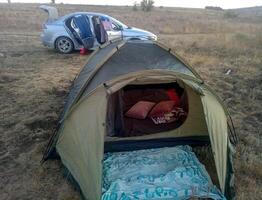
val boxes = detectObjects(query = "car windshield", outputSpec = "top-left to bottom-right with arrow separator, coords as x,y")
109,17 -> 129,29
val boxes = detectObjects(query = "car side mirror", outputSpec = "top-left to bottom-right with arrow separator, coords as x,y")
119,25 -> 123,30
113,25 -> 123,31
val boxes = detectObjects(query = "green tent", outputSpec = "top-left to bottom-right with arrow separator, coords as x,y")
43,40 -> 236,199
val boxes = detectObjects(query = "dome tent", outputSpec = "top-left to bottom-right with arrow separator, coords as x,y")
43,40 -> 236,199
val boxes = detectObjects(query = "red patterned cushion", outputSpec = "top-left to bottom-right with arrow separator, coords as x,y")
148,100 -> 175,117
125,101 -> 156,119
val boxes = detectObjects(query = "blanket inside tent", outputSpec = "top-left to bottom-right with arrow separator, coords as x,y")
102,146 -> 226,200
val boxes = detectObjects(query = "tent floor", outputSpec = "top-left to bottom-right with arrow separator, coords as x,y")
102,144 -> 221,199
104,136 -> 219,187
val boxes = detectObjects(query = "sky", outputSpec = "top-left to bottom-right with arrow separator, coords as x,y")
0,0 -> 262,9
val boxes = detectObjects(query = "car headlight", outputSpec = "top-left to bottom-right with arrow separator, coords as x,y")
147,35 -> 157,41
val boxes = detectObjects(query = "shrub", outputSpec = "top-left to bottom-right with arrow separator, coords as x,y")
133,2 -> 139,11
234,33 -> 250,42
234,32 -> 262,49
224,11 -> 239,18
140,0 -> 154,12
205,6 -> 223,11
255,32 -> 262,47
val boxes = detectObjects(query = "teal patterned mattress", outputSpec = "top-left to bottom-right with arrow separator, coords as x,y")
102,146 -> 226,200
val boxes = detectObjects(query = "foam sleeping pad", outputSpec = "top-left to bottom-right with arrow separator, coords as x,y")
102,146 -> 226,200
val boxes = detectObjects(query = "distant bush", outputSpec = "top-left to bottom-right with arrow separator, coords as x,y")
234,33 -> 250,42
224,11 -> 239,18
133,2 -> 139,11
141,0 -> 154,12
255,32 -> 262,47
205,6 -> 223,11
234,32 -> 262,49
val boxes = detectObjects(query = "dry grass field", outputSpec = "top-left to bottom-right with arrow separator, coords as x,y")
0,3 -> 261,200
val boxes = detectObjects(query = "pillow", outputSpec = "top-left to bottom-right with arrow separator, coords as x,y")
166,89 -> 180,106
148,100 -> 175,117
125,101 -> 156,119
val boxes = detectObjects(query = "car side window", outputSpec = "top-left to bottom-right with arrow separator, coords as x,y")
99,17 -> 121,31
111,21 -> 120,31
99,16 -> 113,31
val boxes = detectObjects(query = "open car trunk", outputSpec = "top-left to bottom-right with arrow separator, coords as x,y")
39,5 -> 58,22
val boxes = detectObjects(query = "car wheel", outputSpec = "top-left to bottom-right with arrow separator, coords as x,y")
55,37 -> 74,54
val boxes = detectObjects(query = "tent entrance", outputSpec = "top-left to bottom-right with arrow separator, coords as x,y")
105,78 -> 210,152
106,82 -> 189,138
104,82 -> 220,192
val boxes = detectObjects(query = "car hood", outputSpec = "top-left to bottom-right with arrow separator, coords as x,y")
123,27 -> 156,38
39,5 -> 59,22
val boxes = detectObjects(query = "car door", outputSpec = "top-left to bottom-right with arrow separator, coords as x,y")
72,14 -> 95,49
65,14 -> 95,49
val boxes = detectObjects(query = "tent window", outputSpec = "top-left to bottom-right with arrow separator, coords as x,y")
107,82 -> 188,137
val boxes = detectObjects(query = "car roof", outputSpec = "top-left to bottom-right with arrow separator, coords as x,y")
57,12 -> 109,22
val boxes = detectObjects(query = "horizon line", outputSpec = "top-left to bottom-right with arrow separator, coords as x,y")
0,1 -> 261,10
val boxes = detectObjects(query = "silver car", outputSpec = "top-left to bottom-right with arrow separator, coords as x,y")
40,5 -> 157,53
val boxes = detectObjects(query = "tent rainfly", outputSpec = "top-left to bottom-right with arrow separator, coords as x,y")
43,40 -> 237,200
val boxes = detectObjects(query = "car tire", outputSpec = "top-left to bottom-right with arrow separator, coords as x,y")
55,36 -> 74,54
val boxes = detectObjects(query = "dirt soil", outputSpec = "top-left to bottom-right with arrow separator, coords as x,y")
0,3 -> 261,200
